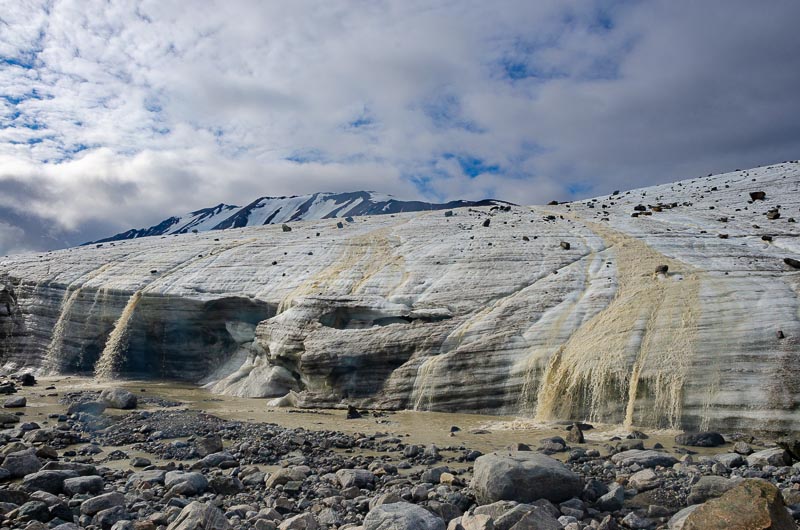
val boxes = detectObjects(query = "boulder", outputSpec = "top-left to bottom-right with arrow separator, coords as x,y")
99,388 -> 137,409
565,424 -> 584,444
714,453 -> 745,468
165,471 -> 208,495
67,401 -> 106,415
364,502 -> 445,530
3,396 -> 26,408
22,469 -> 78,494
167,501 -> 230,530
191,451 -> 238,470
196,434 -> 223,457
278,513 -> 318,530
686,476 -> 743,505
81,492 -> 126,516
0,411 -> 20,423
470,452 -> 582,504
63,475 -> 104,495
336,469 -> 375,489
776,437 -> 800,462
733,441 -> 753,456
209,475 -> 243,495
610,450 -> 678,469
675,432 -> 725,447
126,469 -> 166,486
596,483 -> 625,512
4,449 -> 42,478
460,513 -> 493,530
682,479 -> 794,530
508,509 -> 561,530
42,461 -> 97,475
15,500 -> 50,522
628,469 -> 660,491
668,505 -> 700,530
93,505 -> 130,528
747,448 -> 791,467
265,467 -> 307,488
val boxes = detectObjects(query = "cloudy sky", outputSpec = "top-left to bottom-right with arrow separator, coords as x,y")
1,0 -> 799,254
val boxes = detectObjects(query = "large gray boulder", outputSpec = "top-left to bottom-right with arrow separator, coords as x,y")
167,501 -> 230,530
686,476 -> 743,505
22,469 -> 78,494
63,475 -> 104,495
336,468 -> 375,488
4,449 -> 42,478
80,491 -> 126,516
674,432 -> 725,447
196,434 -> 223,457
4,396 -> 26,408
126,469 -> 166,486
681,479 -> 794,530
610,450 -> 678,468
165,471 -> 208,495
364,502 -> 445,530
470,452 -> 582,504
99,388 -> 137,409
0,411 -> 20,423
746,448 -> 791,467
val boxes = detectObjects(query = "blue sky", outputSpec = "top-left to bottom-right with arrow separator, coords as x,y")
1,0 -> 799,253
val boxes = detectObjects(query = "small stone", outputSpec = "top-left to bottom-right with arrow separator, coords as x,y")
784,257 -> 800,269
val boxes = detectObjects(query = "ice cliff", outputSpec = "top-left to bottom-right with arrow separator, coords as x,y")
2,162 -> 800,432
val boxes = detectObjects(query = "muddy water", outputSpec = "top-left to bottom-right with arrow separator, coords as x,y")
18,376 -> 730,469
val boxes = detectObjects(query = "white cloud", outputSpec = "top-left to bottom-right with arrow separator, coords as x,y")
0,221 -> 30,256
0,0 -> 799,251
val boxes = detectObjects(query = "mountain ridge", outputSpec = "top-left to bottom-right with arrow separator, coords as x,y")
86,191 -> 511,244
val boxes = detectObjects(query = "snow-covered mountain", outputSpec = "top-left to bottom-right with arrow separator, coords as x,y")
87,191 -> 508,244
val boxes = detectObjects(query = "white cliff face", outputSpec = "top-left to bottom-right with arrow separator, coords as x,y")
2,161 -> 800,432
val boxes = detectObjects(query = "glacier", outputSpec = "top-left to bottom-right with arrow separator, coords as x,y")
2,161 -> 800,433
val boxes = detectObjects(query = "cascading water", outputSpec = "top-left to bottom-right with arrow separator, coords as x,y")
533,221 -> 701,430
42,286 -> 83,374
94,290 -> 142,379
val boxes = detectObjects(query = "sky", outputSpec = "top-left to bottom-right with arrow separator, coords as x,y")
1,0 -> 799,254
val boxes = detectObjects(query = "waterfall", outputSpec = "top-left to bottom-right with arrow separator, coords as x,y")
94,290 -> 142,379
42,286 -> 83,374
411,354 -> 444,411
533,221 -> 700,429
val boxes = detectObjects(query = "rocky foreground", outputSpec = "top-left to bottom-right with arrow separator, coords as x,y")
1,378 -> 799,530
